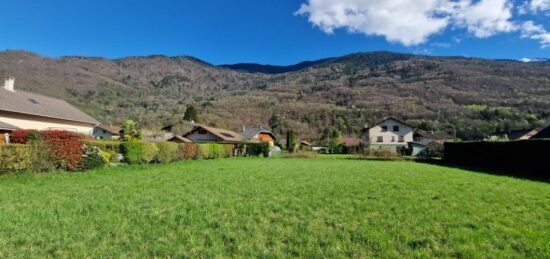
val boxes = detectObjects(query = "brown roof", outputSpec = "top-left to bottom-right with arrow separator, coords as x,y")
300,140 -> 312,146
0,121 -> 19,131
95,125 -> 120,135
342,136 -> 362,147
183,125 -> 243,142
168,135 -> 192,143
0,88 -> 99,125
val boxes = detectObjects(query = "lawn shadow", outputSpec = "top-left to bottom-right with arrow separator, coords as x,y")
415,159 -> 550,183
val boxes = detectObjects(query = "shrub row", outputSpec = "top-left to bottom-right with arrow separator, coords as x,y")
2,131 -> 271,172
444,140 -> 550,180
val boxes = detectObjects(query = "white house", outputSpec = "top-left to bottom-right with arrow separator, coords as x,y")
0,76 -> 99,138
363,117 -> 414,153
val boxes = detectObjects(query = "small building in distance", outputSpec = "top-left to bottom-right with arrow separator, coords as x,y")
93,125 -> 120,139
241,126 -> 277,146
363,117 -> 414,153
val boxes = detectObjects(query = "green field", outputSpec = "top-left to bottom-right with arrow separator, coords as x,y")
0,158 -> 548,257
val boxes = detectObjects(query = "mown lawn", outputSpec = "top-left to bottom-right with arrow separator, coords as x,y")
0,158 -> 548,257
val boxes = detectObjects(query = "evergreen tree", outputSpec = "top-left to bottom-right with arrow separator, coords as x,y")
183,105 -> 199,122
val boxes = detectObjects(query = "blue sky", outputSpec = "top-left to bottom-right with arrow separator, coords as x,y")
0,0 -> 549,65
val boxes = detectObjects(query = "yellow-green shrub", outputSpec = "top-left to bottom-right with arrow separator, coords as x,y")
155,142 -> 178,163
0,144 -> 31,173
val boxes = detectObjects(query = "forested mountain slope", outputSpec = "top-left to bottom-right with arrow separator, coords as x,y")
1,50 -> 549,141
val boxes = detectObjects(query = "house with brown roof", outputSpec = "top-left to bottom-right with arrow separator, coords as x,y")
182,124 -> 243,143
240,126 -> 277,146
0,76 -> 99,137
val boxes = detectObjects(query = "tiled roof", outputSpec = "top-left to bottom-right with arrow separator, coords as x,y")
183,125 -> 243,142
0,88 -> 99,125
95,125 -> 120,135
241,127 -> 277,141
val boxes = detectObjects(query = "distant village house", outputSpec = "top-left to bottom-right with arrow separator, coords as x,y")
363,117 -> 414,153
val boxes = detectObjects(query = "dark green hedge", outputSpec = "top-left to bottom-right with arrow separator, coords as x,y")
444,140 -> 550,180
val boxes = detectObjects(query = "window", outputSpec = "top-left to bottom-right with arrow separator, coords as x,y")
377,136 -> 383,142
393,125 -> 400,132
391,136 -> 395,142
398,136 -> 405,142
381,126 -> 388,132
198,129 -> 208,135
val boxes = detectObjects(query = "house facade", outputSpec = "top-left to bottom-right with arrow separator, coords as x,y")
364,117 -> 414,153
0,76 -> 99,137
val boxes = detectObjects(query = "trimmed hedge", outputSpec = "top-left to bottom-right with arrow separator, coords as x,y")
122,141 -> 159,165
0,144 -> 31,173
155,142 -> 179,163
197,143 -> 233,159
444,140 -> 550,180
177,143 -> 198,160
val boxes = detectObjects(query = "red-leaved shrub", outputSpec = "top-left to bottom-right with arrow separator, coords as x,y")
177,143 -> 198,160
9,130 -> 89,171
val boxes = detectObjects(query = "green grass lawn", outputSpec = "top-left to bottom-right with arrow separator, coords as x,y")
0,158 -> 548,258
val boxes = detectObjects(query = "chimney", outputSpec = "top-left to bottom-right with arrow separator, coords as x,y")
242,126 -> 246,132
4,76 -> 15,92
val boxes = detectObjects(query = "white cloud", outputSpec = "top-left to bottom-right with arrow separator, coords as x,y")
523,0 -> 550,13
448,0 -> 516,38
295,0 -> 449,46
296,0 -> 516,45
521,20 -> 550,48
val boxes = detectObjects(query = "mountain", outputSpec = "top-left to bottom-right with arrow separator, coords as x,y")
220,58 -> 333,74
0,50 -> 549,141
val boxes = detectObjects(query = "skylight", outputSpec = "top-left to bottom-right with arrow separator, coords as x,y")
27,98 -> 41,105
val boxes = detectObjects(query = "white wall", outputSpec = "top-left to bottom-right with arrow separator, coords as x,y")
0,112 -> 95,136
367,119 -> 414,146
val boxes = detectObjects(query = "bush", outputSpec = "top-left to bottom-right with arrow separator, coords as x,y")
361,149 -> 403,160
197,144 -> 213,159
177,143 -> 198,160
83,139 -> 122,153
9,130 -> 89,171
283,151 -> 318,159
444,140 -> 550,179
27,140 -> 56,173
155,142 -> 178,163
82,145 -> 107,170
0,144 -> 31,173
122,141 -> 158,165
246,143 -> 270,157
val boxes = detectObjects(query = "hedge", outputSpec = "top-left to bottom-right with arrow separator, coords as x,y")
0,144 -> 31,173
444,140 -> 550,180
122,141 -> 159,165
177,143 -> 198,160
196,143 -> 234,159
155,142 -> 179,163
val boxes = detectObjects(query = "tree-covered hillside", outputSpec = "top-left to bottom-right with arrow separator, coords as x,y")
1,50 -> 549,142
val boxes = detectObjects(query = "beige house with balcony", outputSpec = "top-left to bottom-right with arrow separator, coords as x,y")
0,76 -> 99,142
363,117 -> 414,153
